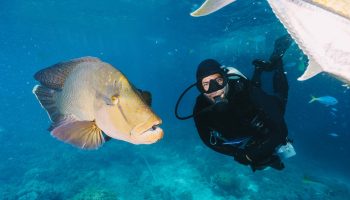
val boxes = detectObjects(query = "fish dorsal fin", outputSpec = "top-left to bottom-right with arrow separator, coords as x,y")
190,0 -> 236,17
50,114 -> 105,150
34,56 -> 101,90
297,59 -> 323,81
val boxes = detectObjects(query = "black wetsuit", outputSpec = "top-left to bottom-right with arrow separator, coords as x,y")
193,61 -> 289,170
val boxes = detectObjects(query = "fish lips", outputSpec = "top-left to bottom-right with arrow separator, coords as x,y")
130,119 -> 163,144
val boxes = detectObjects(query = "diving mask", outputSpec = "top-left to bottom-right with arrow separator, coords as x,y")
203,77 -> 227,94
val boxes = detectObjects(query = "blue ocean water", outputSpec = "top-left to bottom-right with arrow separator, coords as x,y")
1,0 -> 349,199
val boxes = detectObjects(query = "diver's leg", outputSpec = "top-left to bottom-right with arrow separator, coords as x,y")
273,60 -> 289,115
252,34 -> 293,72
271,34 -> 293,114
251,65 -> 263,88
252,34 -> 292,113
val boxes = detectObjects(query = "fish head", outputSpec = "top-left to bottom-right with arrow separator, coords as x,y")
95,73 -> 163,145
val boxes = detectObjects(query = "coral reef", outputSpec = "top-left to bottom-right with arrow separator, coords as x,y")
70,187 -> 118,200
15,180 -> 61,200
210,170 -> 253,198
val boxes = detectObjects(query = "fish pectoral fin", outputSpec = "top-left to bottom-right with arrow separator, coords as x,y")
297,59 -> 323,81
190,0 -> 237,17
50,115 -> 105,150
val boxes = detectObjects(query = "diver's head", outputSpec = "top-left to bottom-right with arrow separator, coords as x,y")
196,59 -> 228,103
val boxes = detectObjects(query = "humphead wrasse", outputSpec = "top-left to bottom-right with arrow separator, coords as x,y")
33,57 -> 163,149
191,0 -> 350,84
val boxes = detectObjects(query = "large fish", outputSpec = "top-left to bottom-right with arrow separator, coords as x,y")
191,0 -> 350,84
33,57 -> 163,149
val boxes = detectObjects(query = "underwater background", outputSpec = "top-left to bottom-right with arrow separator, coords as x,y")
1,0 -> 350,199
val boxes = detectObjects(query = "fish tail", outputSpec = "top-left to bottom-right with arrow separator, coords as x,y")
308,95 -> 317,103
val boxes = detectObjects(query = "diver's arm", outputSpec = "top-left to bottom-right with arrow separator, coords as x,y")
245,120 -> 288,162
193,97 -> 246,158
247,86 -> 289,162
194,116 -> 243,157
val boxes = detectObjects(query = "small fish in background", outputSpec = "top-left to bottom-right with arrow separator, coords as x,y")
308,95 -> 338,106
144,36 -> 166,45
0,127 -> 4,133
342,84 -> 350,89
330,111 -> 337,117
328,133 -> 339,137
302,175 -> 325,186
329,107 -> 338,118
342,84 -> 350,93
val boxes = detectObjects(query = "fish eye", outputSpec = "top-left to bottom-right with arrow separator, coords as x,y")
111,95 -> 119,104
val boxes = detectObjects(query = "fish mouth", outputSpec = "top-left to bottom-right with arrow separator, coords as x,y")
144,121 -> 162,132
130,118 -> 163,140
135,120 -> 163,144
141,120 -> 163,136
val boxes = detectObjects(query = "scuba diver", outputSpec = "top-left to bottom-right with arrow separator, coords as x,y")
175,35 -> 296,171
